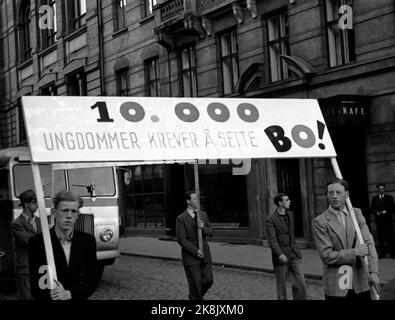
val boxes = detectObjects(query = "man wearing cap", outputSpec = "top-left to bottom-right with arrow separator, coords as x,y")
10,189 -> 41,300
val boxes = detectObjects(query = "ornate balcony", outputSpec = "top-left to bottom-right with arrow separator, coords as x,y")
154,0 -> 203,49
160,0 -> 184,24
154,0 -> 257,49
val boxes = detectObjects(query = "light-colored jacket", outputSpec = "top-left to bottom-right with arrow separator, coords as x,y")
312,207 -> 379,297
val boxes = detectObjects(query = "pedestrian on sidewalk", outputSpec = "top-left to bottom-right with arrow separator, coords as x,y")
312,178 -> 381,300
176,191 -> 214,300
266,193 -> 307,300
28,190 -> 100,300
10,189 -> 41,300
370,183 -> 395,258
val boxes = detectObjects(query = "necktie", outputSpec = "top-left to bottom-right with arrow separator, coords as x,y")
338,211 -> 346,229
29,217 -> 37,233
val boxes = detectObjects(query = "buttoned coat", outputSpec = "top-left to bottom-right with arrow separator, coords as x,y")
176,210 -> 213,266
312,207 -> 379,297
266,210 -> 302,266
11,214 -> 41,274
371,194 -> 395,217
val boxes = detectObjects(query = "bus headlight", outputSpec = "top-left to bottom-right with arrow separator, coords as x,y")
100,229 -> 113,242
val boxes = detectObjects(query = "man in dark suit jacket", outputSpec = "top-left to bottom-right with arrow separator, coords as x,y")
370,183 -> 395,258
28,190 -> 100,300
11,189 -> 41,300
176,191 -> 214,300
266,193 -> 307,300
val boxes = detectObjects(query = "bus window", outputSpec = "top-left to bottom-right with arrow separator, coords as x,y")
68,167 -> 115,197
13,165 -> 66,198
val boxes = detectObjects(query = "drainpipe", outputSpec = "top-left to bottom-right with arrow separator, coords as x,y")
167,49 -> 172,97
97,0 -> 105,96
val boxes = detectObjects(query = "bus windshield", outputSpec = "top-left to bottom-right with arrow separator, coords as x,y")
13,164 -> 66,198
68,167 -> 115,197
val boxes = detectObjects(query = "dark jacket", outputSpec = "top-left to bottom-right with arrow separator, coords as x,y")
371,194 -> 395,217
176,210 -> 213,266
11,214 -> 41,274
28,228 -> 100,300
266,209 -> 302,266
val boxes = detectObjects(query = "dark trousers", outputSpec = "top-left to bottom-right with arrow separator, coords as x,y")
184,261 -> 214,300
16,274 -> 33,300
377,215 -> 395,256
273,258 -> 307,300
325,290 -> 371,300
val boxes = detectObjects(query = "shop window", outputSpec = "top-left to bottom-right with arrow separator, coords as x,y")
266,10 -> 290,82
276,159 -> 303,237
187,164 -> 249,228
145,57 -> 160,96
123,165 -> 166,228
219,30 -> 239,95
325,0 -> 355,67
180,46 -> 197,97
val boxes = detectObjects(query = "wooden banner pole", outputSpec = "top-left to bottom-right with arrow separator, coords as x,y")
330,157 -> 379,299
31,163 -> 57,289
193,160 -> 203,253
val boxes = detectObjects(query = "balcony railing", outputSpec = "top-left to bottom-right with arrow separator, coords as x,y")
160,0 -> 184,23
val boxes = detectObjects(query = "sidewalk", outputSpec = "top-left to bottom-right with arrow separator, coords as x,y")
120,236 -> 395,283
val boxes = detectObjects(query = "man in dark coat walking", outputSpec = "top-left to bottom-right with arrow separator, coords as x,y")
370,183 -> 395,258
176,191 -> 214,300
266,193 -> 307,300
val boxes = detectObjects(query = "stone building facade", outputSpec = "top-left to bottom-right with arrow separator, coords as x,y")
1,0 -> 394,246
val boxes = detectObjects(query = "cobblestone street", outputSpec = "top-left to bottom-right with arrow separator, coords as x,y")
91,255 -> 324,300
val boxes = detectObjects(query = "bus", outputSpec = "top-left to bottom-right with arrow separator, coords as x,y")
0,146 -> 120,288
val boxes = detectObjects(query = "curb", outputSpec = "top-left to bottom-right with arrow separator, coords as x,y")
120,252 -> 323,281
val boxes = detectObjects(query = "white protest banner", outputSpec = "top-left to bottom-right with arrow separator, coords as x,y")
22,97 -> 336,163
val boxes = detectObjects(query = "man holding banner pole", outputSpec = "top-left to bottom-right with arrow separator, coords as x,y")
176,191 -> 214,300
28,190 -> 100,300
312,177 -> 381,300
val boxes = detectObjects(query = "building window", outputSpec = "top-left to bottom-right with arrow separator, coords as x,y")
18,0 -> 32,61
123,165 -> 166,229
40,0 -> 57,49
180,46 -> 197,97
267,11 -> 290,82
220,30 -> 239,95
114,0 -> 127,30
325,0 -> 355,67
145,57 -> 160,96
66,72 -> 86,96
66,0 -> 86,32
40,83 -> 57,96
144,0 -> 157,17
116,69 -> 129,96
